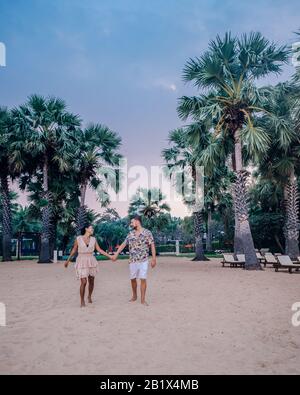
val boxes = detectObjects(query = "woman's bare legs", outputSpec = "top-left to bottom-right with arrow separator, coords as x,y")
80,278 -> 87,307
88,276 -> 95,303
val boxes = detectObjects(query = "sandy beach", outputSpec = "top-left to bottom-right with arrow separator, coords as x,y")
0,257 -> 299,375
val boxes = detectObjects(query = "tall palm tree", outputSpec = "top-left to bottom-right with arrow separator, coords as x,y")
258,83 -> 300,259
74,124 -> 122,234
203,169 -> 233,252
10,95 -> 81,263
178,32 -> 289,269
163,126 -> 209,261
0,107 -> 14,261
129,188 -> 171,219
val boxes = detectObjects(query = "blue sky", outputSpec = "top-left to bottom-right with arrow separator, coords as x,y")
1,0 -> 300,216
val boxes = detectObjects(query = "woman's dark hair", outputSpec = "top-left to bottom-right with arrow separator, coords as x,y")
81,224 -> 92,235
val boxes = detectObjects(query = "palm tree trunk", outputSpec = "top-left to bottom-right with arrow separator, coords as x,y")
192,211 -> 208,261
38,157 -> 52,263
76,182 -> 88,235
231,152 -> 243,256
284,170 -> 299,260
233,133 -> 260,270
206,208 -> 213,252
49,218 -> 57,259
0,174 -> 12,262
233,211 -> 243,256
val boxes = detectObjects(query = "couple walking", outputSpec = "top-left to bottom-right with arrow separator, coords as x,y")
65,215 -> 157,307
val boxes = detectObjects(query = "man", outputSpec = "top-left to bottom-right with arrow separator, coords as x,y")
113,215 -> 157,306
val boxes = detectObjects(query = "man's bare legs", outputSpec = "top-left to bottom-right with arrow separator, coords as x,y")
141,279 -> 148,306
130,279 -> 138,302
88,276 -> 95,303
80,278 -> 87,307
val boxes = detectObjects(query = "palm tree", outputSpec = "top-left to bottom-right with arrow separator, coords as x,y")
163,126 -> 209,261
74,124 -> 122,234
178,32 -> 289,269
129,188 -> 170,219
12,205 -> 40,260
11,95 -> 81,263
258,83 -> 300,259
0,107 -> 14,261
204,169 -> 233,252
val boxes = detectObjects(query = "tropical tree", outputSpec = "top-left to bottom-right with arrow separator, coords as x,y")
74,124 -> 122,234
258,83 -> 300,259
12,205 -> 40,260
10,95 -> 81,263
178,32 -> 289,269
248,178 -> 285,253
0,107 -> 14,261
129,188 -> 171,219
163,126 -> 209,261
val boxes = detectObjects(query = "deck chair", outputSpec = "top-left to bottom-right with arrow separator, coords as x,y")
256,252 -> 265,264
275,256 -> 300,273
236,254 -> 246,268
260,248 -> 270,255
264,254 -> 278,268
222,254 -> 237,268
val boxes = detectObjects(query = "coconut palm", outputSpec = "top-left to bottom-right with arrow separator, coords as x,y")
258,83 -> 300,259
163,126 -> 209,261
0,107 -> 14,261
74,124 -> 122,234
178,32 -> 289,269
10,95 -> 81,263
129,188 -> 170,219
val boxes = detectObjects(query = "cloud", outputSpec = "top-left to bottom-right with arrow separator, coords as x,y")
154,79 -> 177,92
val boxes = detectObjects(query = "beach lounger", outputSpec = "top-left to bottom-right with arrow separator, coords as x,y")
275,256 -> 300,273
260,248 -> 270,255
236,254 -> 246,268
256,252 -> 265,264
222,254 -> 237,268
264,254 -> 278,268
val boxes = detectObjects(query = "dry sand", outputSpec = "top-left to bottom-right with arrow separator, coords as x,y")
0,257 -> 299,375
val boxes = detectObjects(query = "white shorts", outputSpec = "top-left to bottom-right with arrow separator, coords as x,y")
129,260 -> 148,280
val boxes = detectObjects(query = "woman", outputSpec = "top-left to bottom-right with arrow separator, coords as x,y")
65,224 -> 113,307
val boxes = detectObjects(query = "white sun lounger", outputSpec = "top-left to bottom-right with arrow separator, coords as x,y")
222,254 -> 245,268
264,254 -> 278,267
275,256 -> 300,273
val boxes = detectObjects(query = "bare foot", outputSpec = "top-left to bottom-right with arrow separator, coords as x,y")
141,301 -> 149,307
80,301 -> 86,308
129,297 -> 137,302
88,297 -> 93,304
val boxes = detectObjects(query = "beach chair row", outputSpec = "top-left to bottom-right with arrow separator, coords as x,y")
222,253 -> 300,273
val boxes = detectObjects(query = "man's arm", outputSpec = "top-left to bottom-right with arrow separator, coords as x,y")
150,242 -> 157,268
64,239 -> 78,268
113,242 -> 127,261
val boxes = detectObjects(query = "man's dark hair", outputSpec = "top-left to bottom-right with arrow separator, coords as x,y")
132,214 -> 142,225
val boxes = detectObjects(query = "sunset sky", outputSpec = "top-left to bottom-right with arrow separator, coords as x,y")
1,0 -> 299,217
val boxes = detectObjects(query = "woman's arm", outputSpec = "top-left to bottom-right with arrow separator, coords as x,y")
112,242 -> 127,261
64,239 -> 78,268
95,241 -> 113,260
